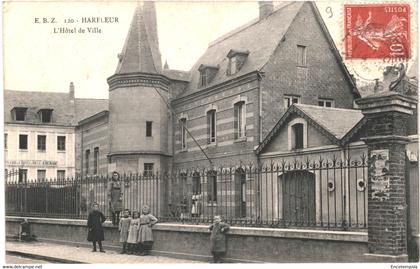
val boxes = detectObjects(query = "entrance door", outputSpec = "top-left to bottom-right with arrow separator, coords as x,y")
281,170 -> 315,225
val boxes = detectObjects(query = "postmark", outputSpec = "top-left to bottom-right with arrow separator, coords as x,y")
345,4 -> 410,59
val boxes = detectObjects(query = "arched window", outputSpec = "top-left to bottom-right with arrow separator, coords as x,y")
288,118 -> 307,151
207,109 -> 216,144
234,101 -> 246,139
292,123 -> 304,149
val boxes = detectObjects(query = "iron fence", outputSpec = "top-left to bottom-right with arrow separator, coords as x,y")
5,156 -> 368,230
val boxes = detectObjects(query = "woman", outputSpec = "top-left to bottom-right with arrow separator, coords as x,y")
107,171 -> 123,225
87,203 -> 106,252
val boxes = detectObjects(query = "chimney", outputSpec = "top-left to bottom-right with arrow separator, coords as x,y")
259,1 -> 274,20
69,82 -> 75,100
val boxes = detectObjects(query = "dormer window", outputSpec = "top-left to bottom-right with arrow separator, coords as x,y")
12,107 -> 27,121
227,49 -> 249,75
198,64 -> 219,87
39,109 -> 53,123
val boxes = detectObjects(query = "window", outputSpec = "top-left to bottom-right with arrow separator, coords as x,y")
85,149 -> 90,174
144,163 -> 154,177
19,134 -> 28,150
234,101 -> 246,139
318,99 -> 334,108
200,70 -> 208,87
93,147 -> 99,174
180,118 -> 187,149
284,95 -> 300,109
13,107 -> 27,121
292,123 -> 304,149
297,45 -> 307,66
207,110 -> 216,144
19,169 -> 27,183
229,56 -> 237,75
37,135 -> 46,151
57,170 -> 66,181
146,121 -> 153,137
57,136 -> 66,151
207,171 -> 217,202
37,170 -> 46,182
39,109 -> 52,123
4,133 -> 7,149
192,172 -> 201,194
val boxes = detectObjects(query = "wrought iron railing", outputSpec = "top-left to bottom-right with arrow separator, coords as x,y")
5,156 -> 368,230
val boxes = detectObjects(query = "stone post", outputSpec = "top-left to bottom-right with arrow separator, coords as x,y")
356,91 -> 417,262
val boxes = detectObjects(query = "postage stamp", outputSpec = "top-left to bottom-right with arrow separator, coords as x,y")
344,4 -> 411,59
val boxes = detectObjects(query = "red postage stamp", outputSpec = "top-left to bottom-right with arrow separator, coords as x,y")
344,4 -> 410,59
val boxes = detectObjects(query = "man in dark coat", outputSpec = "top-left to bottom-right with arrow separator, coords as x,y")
209,215 -> 230,263
87,203 -> 106,252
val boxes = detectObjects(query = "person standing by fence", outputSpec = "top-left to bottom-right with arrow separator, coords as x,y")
118,209 -> 131,254
209,215 -> 230,263
127,211 -> 140,254
107,171 -> 123,226
87,203 -> 106,252
138,205 -> 158,256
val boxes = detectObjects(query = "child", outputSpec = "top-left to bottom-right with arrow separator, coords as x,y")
126,211 -> 140,254
87,203 -> 106,252
19,218 -> 36,242
209,215 -> 230,263
118,209 -> 131,254
138,205 -> 158,256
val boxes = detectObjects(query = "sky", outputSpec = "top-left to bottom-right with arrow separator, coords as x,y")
2,0 -> 418,99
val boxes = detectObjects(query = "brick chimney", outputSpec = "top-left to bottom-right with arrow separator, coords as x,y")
69,82 -> 75,100
259,1 -> 274,20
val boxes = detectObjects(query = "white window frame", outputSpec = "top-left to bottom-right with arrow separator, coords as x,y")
234,101 -> 246,139
229,56 -> 237,75
318,98 -> 334,108
207,109 -> 217,144
287,118 -> 308,150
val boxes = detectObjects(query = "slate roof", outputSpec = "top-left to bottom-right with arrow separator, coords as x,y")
4,90 -> 109,126
74,98 -> 109,123
183,2 -> 304,94
114,2 -> 162,74
256,104 -> 365,154
162,69 -> 190,82
4,90 -> 75,126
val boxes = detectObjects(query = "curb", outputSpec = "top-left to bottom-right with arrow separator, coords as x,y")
6,250 -> 85,264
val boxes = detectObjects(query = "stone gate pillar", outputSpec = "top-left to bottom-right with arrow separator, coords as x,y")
356,92 -> 417,262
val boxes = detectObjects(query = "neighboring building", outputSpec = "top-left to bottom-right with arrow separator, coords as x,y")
4,83 -> 108,182
4,88 -> 76,182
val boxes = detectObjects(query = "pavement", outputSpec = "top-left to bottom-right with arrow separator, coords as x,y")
5,241 -> 203,264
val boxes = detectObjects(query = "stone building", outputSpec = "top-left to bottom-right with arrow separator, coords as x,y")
4,83 -> 107,182
76,1 -> 361,176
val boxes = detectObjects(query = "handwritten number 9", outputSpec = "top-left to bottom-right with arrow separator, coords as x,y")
326,6 -> 333,18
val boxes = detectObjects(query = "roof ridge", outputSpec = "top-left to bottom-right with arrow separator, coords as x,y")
208,2 -> 296,48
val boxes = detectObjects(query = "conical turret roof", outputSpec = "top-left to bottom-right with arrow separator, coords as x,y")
115,2 -> 162,74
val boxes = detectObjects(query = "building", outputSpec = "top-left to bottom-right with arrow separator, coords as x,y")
4,83 -> 108,182
76,1 -> 360,177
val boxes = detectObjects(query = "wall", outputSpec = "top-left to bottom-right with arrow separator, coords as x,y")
5,217 -> 369,263
260,2 -> 356,137
5,124 -> 76,180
